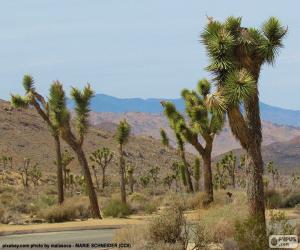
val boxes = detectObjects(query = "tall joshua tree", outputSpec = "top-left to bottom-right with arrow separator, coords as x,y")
11,75 -> 64,204
116,119 -> 130,204
201,16 -> 286,228
48,82 -> 101,218
162,79 -> 224,202
160,128 -> 194,192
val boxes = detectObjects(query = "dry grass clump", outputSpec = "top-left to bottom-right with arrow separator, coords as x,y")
128,192 -> 160,214
114,202 -> 188,250
113,225 -> 149,250
191,190 -> 248,246
40,197 -> 91,223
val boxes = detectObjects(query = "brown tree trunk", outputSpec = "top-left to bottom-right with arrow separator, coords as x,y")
180,150 -> 194,193
203,155 -> 213,203
119,144 -> 126,204
75,146 -> 102,218
93,167 -> 100,191
54,135 -> 64,204
101,167 -> 106,190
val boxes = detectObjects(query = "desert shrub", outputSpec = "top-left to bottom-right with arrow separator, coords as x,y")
0,207 -> 6,223
149,203 -> 188,248
295,223 -> 300,239
128,192 -> 159,214
11,201 -> 38,214
114,225 -> 149,250
211,219 -> 235,243
103,199 -> 132,218
268,210 -> 295,235
223,239 -> 239,250
40,198 -> 91,223
143,202 -> 157,214
37,195 -> 57,208
0,185 -> 14,194
192,223 -> 212,248
281,192 -> 300,208
264,189 -> 282,209
234,217 -> 268,250
0,192 -> 15,206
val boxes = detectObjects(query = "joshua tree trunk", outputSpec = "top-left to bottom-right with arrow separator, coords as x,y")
128,173 -> 134,194
101,168 -> 106,191
92,167 -> 100,191
180,150 -> 194,193
203,154 -> 213,203
119,144 -> 126,204
75,146 -> 101,218
54,135 -> 64,204
62,129 -> 101,219
228,88 -> 266,232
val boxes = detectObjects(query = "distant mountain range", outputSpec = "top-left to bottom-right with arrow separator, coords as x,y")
69,94 -> 300,127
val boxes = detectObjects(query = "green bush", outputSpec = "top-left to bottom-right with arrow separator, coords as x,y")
234,217 -> 268,250
264,189 -> 282,209
281,193 -> 300,208
103,200 -> 132,218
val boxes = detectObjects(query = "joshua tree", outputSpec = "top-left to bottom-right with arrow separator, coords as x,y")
139,175 -> 150,188
214,161 -> 228,190
126,165 -> 135,194
160,129 -> 194,193
221,152 -> 237,188
160,129 -> 169,146
29,163 -> 42,186
90,147 -> 114,190
11,75 -> 64,204
162,79 -> 224,202
201,16 -> 287,234
54,149 -> 74,191
266,161 -> 279,188
148,166 -> 160,185
116,119 -> 131,204
171,161 -> 180,192
19,158 -> 30,189
163,175 -> 174,190
48,81 -> 101,218
179,162 -> 187,188
193,157 -> 201,191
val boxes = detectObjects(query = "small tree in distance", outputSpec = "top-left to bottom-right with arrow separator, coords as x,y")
116,119 -> 131,204
90,147 -> 114,191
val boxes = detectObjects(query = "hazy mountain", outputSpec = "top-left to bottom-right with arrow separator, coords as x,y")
89,112 -> 300,157
69,94 -> 300,127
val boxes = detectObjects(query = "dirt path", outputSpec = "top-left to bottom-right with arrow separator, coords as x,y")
0,215 -> 149,236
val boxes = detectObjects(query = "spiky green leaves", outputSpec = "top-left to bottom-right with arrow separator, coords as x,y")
259,17 -> 287,64
71,84 -> 94,140
160,129 -> 169,147
11,94 -> 30,108
49,81 -> 69,128
116,119 -> 131,145
23,75 -> 35,94
223,69 -> 256,105
262,17 -> 287,45
197,79 -> 211,97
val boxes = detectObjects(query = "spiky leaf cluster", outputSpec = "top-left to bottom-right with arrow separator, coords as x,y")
71,84 -> 94,140
201,16 -> 286,106
160,129 -> 169,147
116,119 -> 131,145
49,81 -> 69,128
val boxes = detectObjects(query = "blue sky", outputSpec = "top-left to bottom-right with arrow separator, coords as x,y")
0,0 -> 299,109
